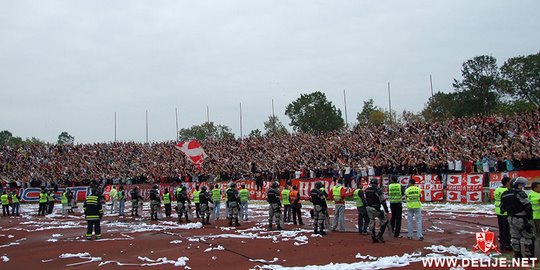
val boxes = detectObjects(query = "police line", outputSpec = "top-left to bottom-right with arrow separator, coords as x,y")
5,170 -> 540,203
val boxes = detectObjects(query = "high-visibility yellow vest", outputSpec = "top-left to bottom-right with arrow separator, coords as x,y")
388,183 -> 403,203
405,186 -> 422,209
61,192 -> 68,204
48,193 -> 54,202
163,193 -> 171,204
0,194 -> 8,206
353,189 -> 364,207
39,193 -> 48,203
529,190 -> 540,220
332,186 -> 343,202
281,189 -> 290,205
193,191 -> 200,203
494,187 -> 508,216
11,194 -> 19,204
110,188 -> 118,200
212,188 -> 221,201
240,189 -> 249,202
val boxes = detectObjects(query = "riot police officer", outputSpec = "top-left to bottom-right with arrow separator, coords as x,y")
199,186 -> 213,225
267,182 -> 283,230
176,184 -> 191,222
226,182 -> 241,227
500,177 -> 535,258
130,186 -> 140,217
310,181 -> 328,235
365,178 -> 389,243
149,184 -> 160,221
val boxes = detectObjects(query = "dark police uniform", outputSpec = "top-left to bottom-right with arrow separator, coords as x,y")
365,181 -> 389,243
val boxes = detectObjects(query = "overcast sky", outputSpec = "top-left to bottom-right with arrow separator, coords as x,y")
1,1 -> 539,144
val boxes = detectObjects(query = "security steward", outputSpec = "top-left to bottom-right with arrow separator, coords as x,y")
84,188 -> 104,240
494,176 -> 511,250
199,186 -> 213,225
267,182 -> 283,230
500,177 -> 535,259
211,184 -> 222,220
11,191 -> 20,216
528,181 -> 540,255
38,188 -> 48,216
353,184 -> 369,234
310,181 -> 328,235
226,182 -> 241,227
1,191 -> 9,216
163,188 -> 172,218
388,175 -> 405,238
239,184 -> 250,221
193,185 -> 201,219
365,178 -> 389,243
281,185 -> 291,223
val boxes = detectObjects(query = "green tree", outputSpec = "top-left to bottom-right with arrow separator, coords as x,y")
356,99 -> 378,125
58,131 -> 75,145
285,91 -> 344,133
500,52 -> 540,108
452,55 -> 501,115
0,130 -> 45,146
421,92 -> 460,121
248,129 -> 262,138
0,130 -> 13,146
178,122 -> 235,141
356,99 -> 392,126
25,137 -> 46,145
264,115 -> 288,136
399,110 -> 424,124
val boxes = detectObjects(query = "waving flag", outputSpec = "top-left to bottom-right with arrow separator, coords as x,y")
175,140 -> 208,171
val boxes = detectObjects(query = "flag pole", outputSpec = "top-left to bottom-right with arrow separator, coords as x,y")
206,106 -> 210,123
272,99 -> 275,118
387,82 -> 392,125
145,110 -> 149,143
175,107 -> 179,141
114,111 -> 117,142
430,74 -> 434,97
343,89 -> 348,129
240,102 -> 243,140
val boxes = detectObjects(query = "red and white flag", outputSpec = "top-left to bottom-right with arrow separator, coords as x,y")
175,140 -> 208,171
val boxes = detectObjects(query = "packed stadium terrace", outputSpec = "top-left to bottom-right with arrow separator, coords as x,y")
1,110 -> 539,188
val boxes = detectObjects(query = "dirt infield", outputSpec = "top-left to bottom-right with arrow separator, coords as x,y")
0,202 -> 504,269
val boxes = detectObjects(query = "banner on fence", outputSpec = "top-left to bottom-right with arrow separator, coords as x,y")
489,170 -> 540,199
3,187 -> 90,203
446,174 -> 484,203
395,175 -> 444,202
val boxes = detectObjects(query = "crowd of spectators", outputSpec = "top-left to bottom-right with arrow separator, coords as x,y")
1,110 -> 539,188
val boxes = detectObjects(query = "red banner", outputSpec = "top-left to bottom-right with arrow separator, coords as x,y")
489,170 -> 540,199
446,174 -> 484,203
396,175 -> 444,202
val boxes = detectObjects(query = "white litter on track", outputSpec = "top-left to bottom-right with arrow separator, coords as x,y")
254,244 -> 493,270
57,252 -> 102,267
204,245 -> 225,252
99,256 -> 190,267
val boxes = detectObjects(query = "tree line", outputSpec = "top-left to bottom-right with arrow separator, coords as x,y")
2,52 -> 538,144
